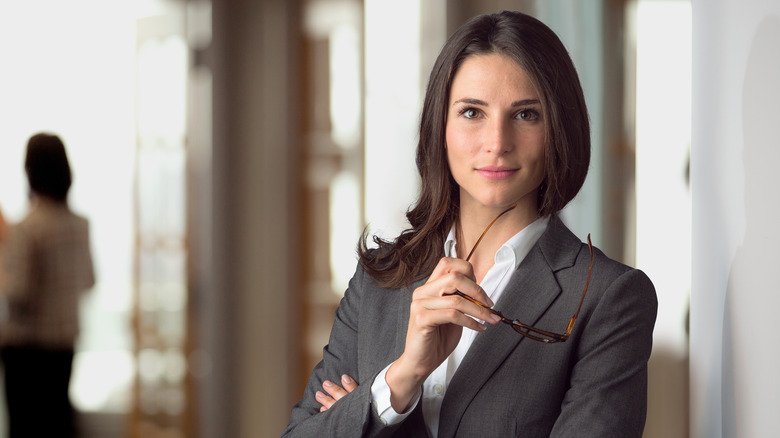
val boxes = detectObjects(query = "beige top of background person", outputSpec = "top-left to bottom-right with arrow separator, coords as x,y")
1,198 -> 94,347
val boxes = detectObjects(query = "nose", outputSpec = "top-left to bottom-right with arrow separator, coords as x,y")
484,118 -> 513,155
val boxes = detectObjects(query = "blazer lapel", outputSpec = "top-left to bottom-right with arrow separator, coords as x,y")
437,215 -> 581,437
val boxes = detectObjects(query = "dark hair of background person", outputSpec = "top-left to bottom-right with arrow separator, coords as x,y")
358,10 -> 591,288
25,133 -> 73,203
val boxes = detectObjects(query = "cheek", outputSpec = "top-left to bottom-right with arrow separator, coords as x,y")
531,149 -> 546,178
516,139 -> 547,182
444,125 -> 456,152
523,134 -> 546,164
444,127 -> 461,164
445,125 -> 477,159
445,138 -> 469,173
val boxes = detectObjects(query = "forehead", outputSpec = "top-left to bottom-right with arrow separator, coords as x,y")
449,53 -> 537,98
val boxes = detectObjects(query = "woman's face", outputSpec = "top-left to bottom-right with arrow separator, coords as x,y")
445,53 -> 546,216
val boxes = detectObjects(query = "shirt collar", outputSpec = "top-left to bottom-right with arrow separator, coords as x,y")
444,215 -> 550,270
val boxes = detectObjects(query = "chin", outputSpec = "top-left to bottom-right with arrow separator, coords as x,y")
459,185 -> 539,211
482,192 -> 538,211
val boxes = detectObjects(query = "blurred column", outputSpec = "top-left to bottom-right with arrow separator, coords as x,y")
133,7 -> 191,437
208,0 -> 302,437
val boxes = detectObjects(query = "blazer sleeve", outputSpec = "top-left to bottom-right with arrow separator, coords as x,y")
281,263 -> 404,438
550,268 -> 658,438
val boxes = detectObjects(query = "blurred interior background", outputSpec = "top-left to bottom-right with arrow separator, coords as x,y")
0,0 -> 776,437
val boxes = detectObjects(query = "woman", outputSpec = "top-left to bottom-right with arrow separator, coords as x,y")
283,10 -> 656,437
0,133 -> 95,438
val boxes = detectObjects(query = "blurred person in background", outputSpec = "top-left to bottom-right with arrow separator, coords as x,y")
0,205 -> 6,288
283,10 -> 657,437
0,133 -> 95,438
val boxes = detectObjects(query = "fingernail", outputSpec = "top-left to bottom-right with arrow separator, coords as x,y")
316,391 -> 324,398
323,380 -> 332,388
342,374 -> 353,384
478,323 -> 487,331
484,291 -> 494,307
491,314 -> 501,323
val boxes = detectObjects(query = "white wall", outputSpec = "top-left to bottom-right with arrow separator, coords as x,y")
690,1 -> 780,437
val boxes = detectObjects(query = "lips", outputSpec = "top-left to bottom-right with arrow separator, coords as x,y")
476,166 -> 518,179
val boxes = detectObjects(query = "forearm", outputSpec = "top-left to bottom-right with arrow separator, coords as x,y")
384,356 -> 427,413
283,380 -> 389,438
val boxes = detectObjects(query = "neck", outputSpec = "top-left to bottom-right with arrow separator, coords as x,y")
455,202 -> 540,276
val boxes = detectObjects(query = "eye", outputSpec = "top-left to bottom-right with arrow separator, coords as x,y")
516,109 -> 539,121
460,108 -> 481,119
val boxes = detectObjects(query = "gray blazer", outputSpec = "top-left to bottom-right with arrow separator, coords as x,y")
282,215 -> 657,437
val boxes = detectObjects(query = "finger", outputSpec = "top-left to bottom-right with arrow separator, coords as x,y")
414,294 -> 500,327
341,374 -> 358,393
454,292 -> 502,324
429,257 -> 476,282
322,379 -> 350,401
425,258 -> 495,307
451,282 -> 495,309
315,390 -> 336,410
417,271 -> 496,311
415,304 -> 489,332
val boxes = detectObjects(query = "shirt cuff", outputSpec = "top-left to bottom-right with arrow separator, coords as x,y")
370,362 -> 421,425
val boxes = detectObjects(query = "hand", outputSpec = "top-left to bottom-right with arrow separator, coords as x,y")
386,257 -> 500,412
315,374 -> 359,412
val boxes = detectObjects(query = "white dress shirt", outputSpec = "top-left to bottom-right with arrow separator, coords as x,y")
370,215 -> 549,437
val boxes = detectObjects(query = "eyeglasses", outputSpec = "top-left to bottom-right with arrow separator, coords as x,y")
451,204 -> 593,343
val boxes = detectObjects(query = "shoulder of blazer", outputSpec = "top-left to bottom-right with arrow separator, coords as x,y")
540,214 -> 637,280
537,214 -> 585,273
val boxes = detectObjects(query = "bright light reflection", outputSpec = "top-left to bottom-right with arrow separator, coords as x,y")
364,0 -> 423,242
69,350 -> 135,412
330,24 -> 362,150
330,171 -> 361,294
635,0 -> 692,357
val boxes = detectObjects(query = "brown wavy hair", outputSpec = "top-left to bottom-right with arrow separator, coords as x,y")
358,10 -> 591,288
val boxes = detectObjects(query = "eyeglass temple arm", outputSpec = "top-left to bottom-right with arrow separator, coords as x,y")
564,234 -> 593,334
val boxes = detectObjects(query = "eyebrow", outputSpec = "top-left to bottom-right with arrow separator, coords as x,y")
452,97 -> 541,107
